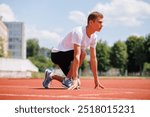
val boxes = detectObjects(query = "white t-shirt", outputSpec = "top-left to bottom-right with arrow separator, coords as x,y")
52,26 -> 97,52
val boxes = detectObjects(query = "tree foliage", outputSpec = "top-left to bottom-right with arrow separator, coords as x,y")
80,59 -> 89,71
126,36 -> 146,74
26,38 -> 53,72
27,39 -> 40,57
96,40 -> 111,72
110,41 -> 128,74
26,33 -> 150,75
28,55 -> 54,72
144,34 -> 150,62
0,37 -> 4,57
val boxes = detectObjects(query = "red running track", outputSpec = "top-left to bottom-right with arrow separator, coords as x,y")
0,78 -> 150,100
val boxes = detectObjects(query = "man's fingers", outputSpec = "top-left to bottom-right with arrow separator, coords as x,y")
94,83 -> 105,89
94,85 -> 98,89
99,84 -> 104,89
68,85 -> 77,90
68,86 -> 74,90
68,79 -> 79,90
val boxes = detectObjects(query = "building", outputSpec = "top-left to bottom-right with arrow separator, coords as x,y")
4,22 -> 26,59
0,21 -> 38,78
0,17 -> 8,57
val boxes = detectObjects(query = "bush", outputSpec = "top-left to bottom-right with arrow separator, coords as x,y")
143,62 -> 150,76
31,72 -> 44,78
29,55 -> 54,72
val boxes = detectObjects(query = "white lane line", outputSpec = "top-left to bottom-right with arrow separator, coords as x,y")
0,93 -> 135,100
0,85 -> 31,88
0,93 -> 100,99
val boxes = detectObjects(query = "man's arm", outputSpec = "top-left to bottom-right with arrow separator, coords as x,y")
73,44 -> 81,79
90,47 -> 104,89
68,44 -> 81,90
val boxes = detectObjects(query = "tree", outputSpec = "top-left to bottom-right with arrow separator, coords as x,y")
80,59 -> 89,71
26,38 -> 55,72
39,47 -> 51,58
126,36 -> 146,75
27,39 -> 40,57
143,62 -> 150,76
110,41 -> 128,75
144,34 -> 150,62
29,55 -> 54,72
0,37 -> 4,57
96,40 -> 111,73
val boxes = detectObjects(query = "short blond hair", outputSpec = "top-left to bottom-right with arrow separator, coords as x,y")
87,11 -> 103,24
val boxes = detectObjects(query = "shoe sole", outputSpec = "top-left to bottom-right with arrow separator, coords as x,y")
62,84 -> 69,88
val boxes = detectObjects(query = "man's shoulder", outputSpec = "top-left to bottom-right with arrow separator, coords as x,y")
89,32 -> 97,41
72,26 -> 84,33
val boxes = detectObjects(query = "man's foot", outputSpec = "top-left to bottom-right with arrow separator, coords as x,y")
62,78 -> 72,88
42,69 -> 52,89
68,79 -> 78,90
62,77 -> 81,89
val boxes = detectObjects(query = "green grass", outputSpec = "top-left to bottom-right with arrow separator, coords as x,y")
31,72 -> 44,78
31,72 -> 150,79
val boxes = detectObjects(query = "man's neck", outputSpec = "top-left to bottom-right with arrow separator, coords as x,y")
86,25 -> 95,38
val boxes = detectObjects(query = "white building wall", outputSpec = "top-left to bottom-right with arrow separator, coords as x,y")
0,58 -> 38,72
0,58 -> 38,78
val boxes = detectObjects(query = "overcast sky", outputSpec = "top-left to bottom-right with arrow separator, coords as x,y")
0,0 -> 150,49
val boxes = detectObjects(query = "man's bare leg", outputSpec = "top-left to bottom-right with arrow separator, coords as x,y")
51,74 -> 64,82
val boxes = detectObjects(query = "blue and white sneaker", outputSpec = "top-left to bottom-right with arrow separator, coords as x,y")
62,77 -> 81,89
62,78 -> 73,88
42,69 -> 52,89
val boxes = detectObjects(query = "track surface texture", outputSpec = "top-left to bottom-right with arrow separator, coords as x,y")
0,77 -> 150,100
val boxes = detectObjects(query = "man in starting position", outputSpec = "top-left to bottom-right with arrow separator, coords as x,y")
43,11 -> 104,90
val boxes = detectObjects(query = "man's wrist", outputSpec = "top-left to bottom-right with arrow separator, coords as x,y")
94,77 -> 99,82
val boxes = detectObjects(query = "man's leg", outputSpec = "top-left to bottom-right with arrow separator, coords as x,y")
49,50 -> 74,84
43,66 -> 70,88
43,50 -> 85,88
51,74 -> 64,82
52,50 -> 86,88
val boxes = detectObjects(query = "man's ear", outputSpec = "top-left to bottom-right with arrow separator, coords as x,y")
89,20 -> 93,26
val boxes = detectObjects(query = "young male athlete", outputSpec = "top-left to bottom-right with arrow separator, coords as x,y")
43,11 -> 104,90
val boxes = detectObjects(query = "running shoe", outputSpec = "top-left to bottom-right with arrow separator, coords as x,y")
62,77 -> 81,89
42,69 -> 52,89
62,77 -> 73,88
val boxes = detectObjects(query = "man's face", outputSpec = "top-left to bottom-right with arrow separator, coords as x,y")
91,17 -> 103,32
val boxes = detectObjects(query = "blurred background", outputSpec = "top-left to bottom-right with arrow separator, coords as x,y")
0,0 -> 150,78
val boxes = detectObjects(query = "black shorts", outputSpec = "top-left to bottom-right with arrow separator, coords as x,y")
51,50 -> 74,76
